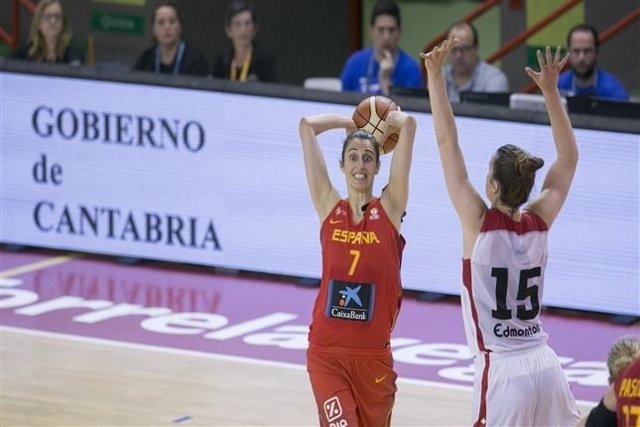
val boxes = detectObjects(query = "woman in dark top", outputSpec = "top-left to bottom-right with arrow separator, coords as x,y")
11,0 -> 84,66
212,0 -> 274,82
133,1 -> 208,76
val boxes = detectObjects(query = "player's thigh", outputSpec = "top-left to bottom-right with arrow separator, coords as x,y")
534,365 -> 581,426
473,355 -> 536,425
308,353 -> 359,427
350,358 -> 397,427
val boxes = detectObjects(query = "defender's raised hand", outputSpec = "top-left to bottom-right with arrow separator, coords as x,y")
525,45 -> 569,93
420,37 -> 458,77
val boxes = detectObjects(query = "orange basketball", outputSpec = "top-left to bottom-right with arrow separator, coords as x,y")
352,96 -> 400,154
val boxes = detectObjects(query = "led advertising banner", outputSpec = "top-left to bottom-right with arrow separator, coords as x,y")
1,72 -> 638,315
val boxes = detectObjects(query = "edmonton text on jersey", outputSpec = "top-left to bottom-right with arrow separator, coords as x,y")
493,323 -> 540,338
493,323 -> 542,338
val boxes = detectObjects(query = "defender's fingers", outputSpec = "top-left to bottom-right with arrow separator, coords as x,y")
554,46 -> 561,64
536,49 -> 545,68
545,46 -> 553,67
559,51 -> 570,69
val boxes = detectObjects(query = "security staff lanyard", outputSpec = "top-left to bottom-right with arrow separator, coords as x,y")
154,41 -> 186,75
230,47 -> 252,82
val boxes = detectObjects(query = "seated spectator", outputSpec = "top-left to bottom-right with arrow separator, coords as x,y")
133,1 -> 208,76
443,22 -> 509,103
11,0 -> 84,66
212,0 -> 274,82
559,24 -> 629,101
340,0 -> 422,96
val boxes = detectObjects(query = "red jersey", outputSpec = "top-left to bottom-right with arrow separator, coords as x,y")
308,198 -> 405,353
615,358 -> 640,427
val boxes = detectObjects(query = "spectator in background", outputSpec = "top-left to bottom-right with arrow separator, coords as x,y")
443,22 -> 509,103
559,24 -> 629,101
11,0 -> 84,65
133,1 -> 208,76
340,0 -> 422,96
212,0 -> 274,82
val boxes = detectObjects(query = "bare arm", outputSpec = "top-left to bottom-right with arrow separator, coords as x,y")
421,39 -> 486,256
380,110 -> 416,229
525,47 -> 578,227
299,114 -> 356,220
576,383 -> 616,427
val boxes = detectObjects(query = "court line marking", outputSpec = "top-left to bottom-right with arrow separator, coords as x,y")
0,325 -> 597,406
0,255 -> 77,278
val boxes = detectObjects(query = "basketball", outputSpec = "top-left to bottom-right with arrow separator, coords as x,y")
352,96 -> 400,154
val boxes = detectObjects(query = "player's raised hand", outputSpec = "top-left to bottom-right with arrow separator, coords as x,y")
525,45 -> 569,93
420,37 -> 458,77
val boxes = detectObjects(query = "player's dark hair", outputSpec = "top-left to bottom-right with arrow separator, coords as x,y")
341,130 -> 380,165
492,144 -> 544,209
370,1 -> 400,28
225,0 -> 258,27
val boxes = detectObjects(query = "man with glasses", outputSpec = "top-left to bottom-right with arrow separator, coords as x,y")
340,0 -> 423,96
443,22 -> 508,103
558,24 -> 629,101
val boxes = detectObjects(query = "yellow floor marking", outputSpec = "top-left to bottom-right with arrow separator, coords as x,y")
0,255 -> 78,278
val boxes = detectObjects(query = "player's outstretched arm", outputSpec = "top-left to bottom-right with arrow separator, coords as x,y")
421,38 -> 486,254
299,114 -> 355,221
382,110 -> 416,229
525,46 -> 577,228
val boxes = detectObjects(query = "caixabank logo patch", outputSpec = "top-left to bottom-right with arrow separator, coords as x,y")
326,280 -> 374,322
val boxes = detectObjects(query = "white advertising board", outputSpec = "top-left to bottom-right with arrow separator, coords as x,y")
1,72 -> 638,315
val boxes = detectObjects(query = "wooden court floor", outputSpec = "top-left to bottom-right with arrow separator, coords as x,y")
0,250 -> 603,426
1,327 -> 593,427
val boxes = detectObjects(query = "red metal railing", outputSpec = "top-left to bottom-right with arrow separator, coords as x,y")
521,6 -> 640,93
420,0 -> 583,90
486,0 -> 580,64
419,0 -> 499,80
0,0 -> 36,49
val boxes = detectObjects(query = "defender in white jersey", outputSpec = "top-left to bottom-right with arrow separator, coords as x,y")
422,41 -> 581,426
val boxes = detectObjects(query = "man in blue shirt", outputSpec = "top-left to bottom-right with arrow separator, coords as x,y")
559,24 -> 629,101
340,1 -> 423,96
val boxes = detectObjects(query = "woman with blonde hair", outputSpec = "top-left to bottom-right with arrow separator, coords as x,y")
11,0 -> 83,65
607,336 -> 640,383
577,336 -> 640,426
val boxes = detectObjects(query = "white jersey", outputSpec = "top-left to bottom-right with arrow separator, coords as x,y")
461,208 -> 549,356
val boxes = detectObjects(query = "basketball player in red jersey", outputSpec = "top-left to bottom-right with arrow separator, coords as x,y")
579,342 -> 640,427
422,40 -> 581,426
298,106 -> 415,426
614,358 -> 640,427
